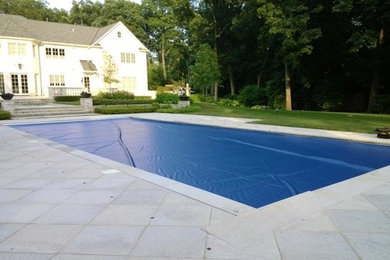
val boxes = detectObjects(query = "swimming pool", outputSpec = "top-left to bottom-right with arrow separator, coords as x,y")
11,118 -> 390,208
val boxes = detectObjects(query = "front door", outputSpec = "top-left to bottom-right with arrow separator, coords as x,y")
11,74 -> 29,94
84,76 -> 90,92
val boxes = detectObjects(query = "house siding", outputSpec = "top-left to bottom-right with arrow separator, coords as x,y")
0,15 -> 149,98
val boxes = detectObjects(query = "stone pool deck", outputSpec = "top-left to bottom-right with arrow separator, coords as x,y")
0,113 -> 389,259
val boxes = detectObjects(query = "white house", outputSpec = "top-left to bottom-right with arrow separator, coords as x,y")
0,14 -> 150,97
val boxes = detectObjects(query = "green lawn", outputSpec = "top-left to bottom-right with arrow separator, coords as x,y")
186,103 -> 390,134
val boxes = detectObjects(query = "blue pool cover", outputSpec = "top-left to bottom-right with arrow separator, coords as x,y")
11,118 -> 390,208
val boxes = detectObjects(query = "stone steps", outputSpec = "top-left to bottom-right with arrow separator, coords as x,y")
12,104 -> 93,118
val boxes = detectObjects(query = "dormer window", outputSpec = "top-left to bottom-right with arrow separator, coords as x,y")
117,31 -> 122,38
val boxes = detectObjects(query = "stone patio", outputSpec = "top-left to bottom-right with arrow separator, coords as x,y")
0,113 -> 389,259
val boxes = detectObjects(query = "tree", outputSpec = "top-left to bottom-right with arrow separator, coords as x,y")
69,0 -> 103,26
102,52 -> 120,92
332,0 -> 390,112
189,44 -> 221,95
258,0 -> 322,110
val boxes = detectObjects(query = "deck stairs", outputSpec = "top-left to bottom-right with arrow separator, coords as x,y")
10,98 -> 95,118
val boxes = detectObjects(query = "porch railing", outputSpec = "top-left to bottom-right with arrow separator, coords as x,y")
48,87 -> 86,97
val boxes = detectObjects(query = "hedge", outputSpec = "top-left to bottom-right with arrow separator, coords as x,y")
95,91 -> 134,100
134,96 -> 152,100
54,96 -> 80,102
0,109 -> 11,120
94,105 -> 158,114
157,106 -> 201,114
93,98 -> 155,105
156,93 -> 179,104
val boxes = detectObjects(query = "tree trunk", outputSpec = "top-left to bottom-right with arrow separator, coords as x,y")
228,65 -> 235,96
285,63 -> 292,111
367,28 -> 384,113
257,47 -> 270,87
161,43 -> 167,81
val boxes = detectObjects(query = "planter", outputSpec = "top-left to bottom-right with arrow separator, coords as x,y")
1,93 -> 14,100
80,97 -> 93,112
80,91 -> 92,98
179,95 -> 189,101
0,99 -> 15,113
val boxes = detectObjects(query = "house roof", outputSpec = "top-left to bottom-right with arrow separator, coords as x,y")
0,14 -> 116,46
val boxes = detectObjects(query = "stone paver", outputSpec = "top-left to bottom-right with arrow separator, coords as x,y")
0,114 -> 389,259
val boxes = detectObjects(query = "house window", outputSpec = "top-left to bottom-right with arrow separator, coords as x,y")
8,43 -> 26,56
8,43 -> 17,55
0,73 -> 4,93
11,74 -> 19,93
117,31 -> 121,38
122,77 -> 137,92
18,44 -> 26,56
49,74 -> 65,86
21,74 -> 28,93
120,52 -> 136,63
46,47 -> 65,58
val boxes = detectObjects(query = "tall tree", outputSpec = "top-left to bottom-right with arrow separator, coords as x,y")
189,44 -> 221,95
258,0 -> 322,110
332,0 -> 390,112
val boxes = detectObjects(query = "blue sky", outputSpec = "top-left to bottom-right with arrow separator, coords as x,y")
47,0 -> 141,11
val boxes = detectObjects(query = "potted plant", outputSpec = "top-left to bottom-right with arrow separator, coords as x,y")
80,91 -> 92,98
0,93 -> 14,100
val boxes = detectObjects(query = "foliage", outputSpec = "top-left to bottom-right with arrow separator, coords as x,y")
218,98 -> 240,107
95,91 -> 134,100
93,99 -> 154,105
94,105 -> 158,114
188,94 -> 202,103
134,96 -> 152,100
198,95 -> 215,103
0,109 -> 11,120
4,0 -> 390,113
189,44 -> 221,95
54,96 -> 80,102
102,52 -> 119,90
155,93 -> 179,104
157,105 -> 201,113
238,85 -> 268,107
156,85 -> 179,94
148,63 -> 166,90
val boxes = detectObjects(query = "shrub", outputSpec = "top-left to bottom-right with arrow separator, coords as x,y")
218,98 -> 240,107
134,96 -> 152,100
94,105 -> 158,114
54,96 -> 79,102
372,94 -> 390,113
157,105 -> 201,113
199,95 -> 215,103
93,99 -> 154,105
95,91 -> 134,100
156,93 -> 179,104
189,94 -> 201,103
0,109 -> 11,120
238,85 -> 267,107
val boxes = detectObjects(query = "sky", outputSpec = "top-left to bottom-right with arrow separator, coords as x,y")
46,0 -> 141,11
